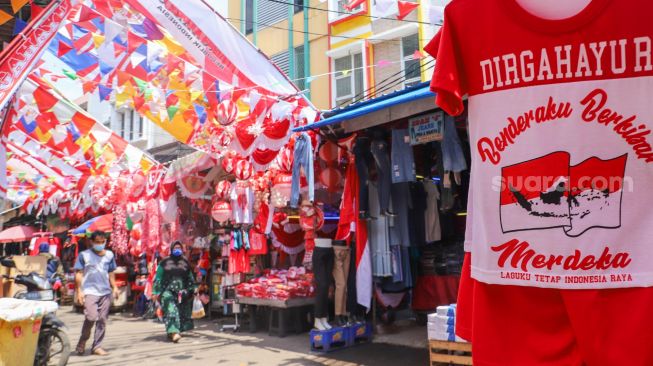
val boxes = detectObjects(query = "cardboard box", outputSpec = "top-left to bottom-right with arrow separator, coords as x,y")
0,256 -> 47,298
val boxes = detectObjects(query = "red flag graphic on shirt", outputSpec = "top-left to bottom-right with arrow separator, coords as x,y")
500,152 -> 626,237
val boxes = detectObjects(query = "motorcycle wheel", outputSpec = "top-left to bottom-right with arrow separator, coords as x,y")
34,328 -> 71,366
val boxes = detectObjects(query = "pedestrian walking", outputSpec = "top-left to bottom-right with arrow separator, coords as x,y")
151,241 -> 197,342
74,231 -> 118,356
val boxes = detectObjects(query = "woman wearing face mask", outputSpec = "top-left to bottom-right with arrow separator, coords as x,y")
151,241 -> 197,342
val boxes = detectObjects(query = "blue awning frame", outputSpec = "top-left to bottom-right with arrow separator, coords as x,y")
294,82 -> 435,132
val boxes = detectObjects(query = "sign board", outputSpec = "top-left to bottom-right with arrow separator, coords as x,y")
408,111 -> 444,145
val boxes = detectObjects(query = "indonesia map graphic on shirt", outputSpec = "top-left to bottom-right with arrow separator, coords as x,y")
500,152 -> 627,237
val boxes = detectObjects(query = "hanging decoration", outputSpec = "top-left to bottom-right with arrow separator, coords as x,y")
216,99 -> 238,126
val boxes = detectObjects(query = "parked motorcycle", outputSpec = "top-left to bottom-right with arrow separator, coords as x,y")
1,258 -> 70,366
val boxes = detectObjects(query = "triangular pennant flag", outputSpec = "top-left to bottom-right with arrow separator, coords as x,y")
167,105 -> 179,120
99,60 -> 113,75
127,32 -> 145,54
13,17 -> 27,36
98,85 -> 112,100
377,59 -> 391,68
113,42 -> 127,58
130,52 -> 146,68
133,77 -> 147,94
397,1 -> 419,20
82,77 -> 100,94
116,70 -> 132,86
11,0 -> 29,13
104,19 -> 122,42
166,93 -> 179,107
344,0 -> 365,11
30,3 -> 44,18
194,104 -> 207,124
92,33 -> 106,48
412,50 -> 425,60
342,69 -> 350,76
73,33 -> 93,54
0,10 -> 12,26
57,40 -> 73,57
62,69 -> 78,80
133,94 -> 145,110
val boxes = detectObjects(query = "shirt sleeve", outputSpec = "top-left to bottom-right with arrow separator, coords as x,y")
73,252 -> 85,271
424,6 -> 467,116
107,253 -> 117,273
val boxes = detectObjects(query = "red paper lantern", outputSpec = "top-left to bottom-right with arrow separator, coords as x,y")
318,141 -> 338,163
319,167 -> 342,193
218,131 -> 233,147
221,155 -> 237,174
235,159 -> 253,180
215,180 -> 232,200
211,201 -> 232,223
216,99 -> 238,126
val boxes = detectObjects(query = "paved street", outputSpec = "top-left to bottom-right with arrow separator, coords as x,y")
59,309 -> 429,366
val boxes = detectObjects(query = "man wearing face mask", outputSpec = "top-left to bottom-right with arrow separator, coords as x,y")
74,231 -> 118,356
151,241 -> 198,342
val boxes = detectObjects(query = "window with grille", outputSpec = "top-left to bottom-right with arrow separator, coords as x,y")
401,33 -> 421,87
257,0 -> 289,29
334,53 -> 364,106
271,51 -> 290,76
294,0 -> 304,13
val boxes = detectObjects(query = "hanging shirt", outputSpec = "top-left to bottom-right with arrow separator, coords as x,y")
424,181 -> 442,243
230,181 -> 254,224
425,0 -> 653,289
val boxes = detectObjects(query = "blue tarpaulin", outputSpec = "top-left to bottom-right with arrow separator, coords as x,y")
294,82 -> 434,132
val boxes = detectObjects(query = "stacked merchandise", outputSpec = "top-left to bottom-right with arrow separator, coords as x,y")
235,267 -> 315,300
427,304 -> 465,342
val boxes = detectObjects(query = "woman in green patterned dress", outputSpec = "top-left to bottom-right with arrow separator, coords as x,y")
151,241 -> 197,342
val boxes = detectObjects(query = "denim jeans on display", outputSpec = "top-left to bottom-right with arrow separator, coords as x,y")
290,132 -> 314,207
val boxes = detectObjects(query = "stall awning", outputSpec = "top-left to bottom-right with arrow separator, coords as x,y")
294,82 -> 435,132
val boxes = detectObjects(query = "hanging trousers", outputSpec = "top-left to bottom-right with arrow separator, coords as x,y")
290,132 -> 314,207
332,245 -> 351,316
371,139 -> 392,212
312,246 -> 334,318
353,137 -> 372,213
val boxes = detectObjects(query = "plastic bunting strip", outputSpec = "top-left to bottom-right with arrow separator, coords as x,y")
3,74 -> 162,216
33,1 -> 316,158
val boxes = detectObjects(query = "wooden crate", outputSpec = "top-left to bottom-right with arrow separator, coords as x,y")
429,339 -> 473,366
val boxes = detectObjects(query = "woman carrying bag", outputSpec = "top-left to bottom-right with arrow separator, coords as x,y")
151,241 -> 198,342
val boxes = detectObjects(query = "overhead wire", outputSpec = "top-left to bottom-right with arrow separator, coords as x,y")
337,58 -> 434,108
263,0 -> 438,26
227,17 -> 433,44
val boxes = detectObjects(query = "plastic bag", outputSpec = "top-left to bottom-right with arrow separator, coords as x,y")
191,296 -> 205,319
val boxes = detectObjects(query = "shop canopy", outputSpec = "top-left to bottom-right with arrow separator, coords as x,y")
0,0 -> 315,214
295,82 -> 434,132
0,225 -> 37,243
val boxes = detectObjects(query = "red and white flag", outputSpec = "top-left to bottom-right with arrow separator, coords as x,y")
500,152 -> 627,237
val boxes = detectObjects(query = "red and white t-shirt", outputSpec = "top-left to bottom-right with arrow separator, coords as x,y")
426,0 -> 653,289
